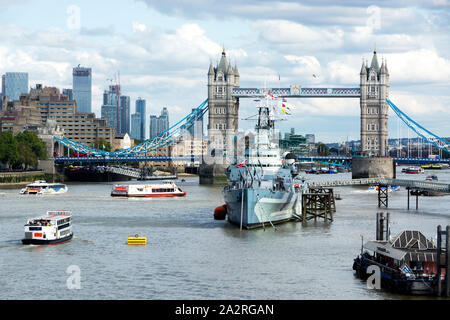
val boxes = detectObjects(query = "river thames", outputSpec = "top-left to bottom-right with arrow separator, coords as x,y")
0,168 -> 449,300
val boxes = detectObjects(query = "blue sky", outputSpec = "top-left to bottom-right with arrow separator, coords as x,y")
1,0 -> 449,142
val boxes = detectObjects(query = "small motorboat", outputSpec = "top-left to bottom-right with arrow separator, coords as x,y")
425,175 -> 438,181
369,186 -> 400,192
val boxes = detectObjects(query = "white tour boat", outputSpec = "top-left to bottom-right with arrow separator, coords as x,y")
22,210 -> 73,245
111,181 -> 186,197
20,180 -> 68,195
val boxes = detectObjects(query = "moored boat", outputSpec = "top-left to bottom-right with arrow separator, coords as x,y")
404,166 -> 424,174
20,180 -> 68,195
222,97 -> 304,229
111,181 -> 186,197
353,213 -> 446,295
22,210 -> 73,245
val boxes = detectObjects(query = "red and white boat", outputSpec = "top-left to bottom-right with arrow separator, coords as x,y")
111,181 -> 186,197
404,166 -> 425,174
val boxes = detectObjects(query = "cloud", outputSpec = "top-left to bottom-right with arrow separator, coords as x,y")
386,49 -> 450,84
252,20 -> 344,52
131,21 -> 146,33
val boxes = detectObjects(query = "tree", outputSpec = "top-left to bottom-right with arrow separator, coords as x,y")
16,131 -> 47,160
317,143 -> 330,156
0,131 -> 19,169
18,143 -> 37,170
94,138 -> 111,152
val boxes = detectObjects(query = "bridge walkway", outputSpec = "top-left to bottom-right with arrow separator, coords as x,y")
307,178 -> 450,193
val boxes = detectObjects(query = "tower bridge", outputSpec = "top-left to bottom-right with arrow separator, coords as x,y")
52,48 -> 450,184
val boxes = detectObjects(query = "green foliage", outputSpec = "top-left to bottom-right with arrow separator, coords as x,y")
0,131 -> 48,169
16,131 -> 48,160
94,138 -> 111,152
317,143 -> 330,156
0,131 -> 19,168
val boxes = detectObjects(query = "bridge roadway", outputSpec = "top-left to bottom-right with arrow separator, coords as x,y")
54,156 -> 200,163
297,156 -> 450,165
306,178 -> 450,193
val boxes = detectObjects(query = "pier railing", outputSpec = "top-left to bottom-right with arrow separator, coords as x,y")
307,178 -> 450,193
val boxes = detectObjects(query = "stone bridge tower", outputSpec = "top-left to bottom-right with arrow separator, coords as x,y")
200,48 -> 240,184
353,48 -> 394,179
207,48 -> 240,159
360,48 -> 390,157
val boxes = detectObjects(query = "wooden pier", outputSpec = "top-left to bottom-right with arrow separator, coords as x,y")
295,187 -> 335,222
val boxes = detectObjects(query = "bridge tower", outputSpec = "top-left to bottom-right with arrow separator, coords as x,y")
200,48 -> 240,184
360,48 -> 390,157
207,48 -> 240,158
353,48 -> 394,179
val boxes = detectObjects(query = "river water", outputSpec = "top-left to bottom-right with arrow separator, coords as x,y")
0,167 -> 449,300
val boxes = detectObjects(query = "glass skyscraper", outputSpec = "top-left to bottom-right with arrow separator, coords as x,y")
188,107 -> 204,139
149,107 -> 169,139
130,113 -> 142,140
119,95 -> 130,135
73,66 -> 92,113
3,72 -> 28,101
135,98 -> 146,140
101,85 -> 120,132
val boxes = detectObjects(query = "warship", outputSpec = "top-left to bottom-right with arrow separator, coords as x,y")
222,97 -> 304,229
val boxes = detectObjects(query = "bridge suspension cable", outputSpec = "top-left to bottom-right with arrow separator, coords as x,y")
386,99 -> 450,154
54,99 -> 209,156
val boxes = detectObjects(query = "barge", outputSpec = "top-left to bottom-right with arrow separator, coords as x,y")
353,213 -> 449,296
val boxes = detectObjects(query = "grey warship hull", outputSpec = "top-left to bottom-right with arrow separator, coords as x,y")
224,187 -> 301,229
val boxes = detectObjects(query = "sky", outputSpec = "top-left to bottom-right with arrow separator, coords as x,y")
0,0 -> 449,142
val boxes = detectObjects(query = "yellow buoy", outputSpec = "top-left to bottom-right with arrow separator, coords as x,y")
127,234 -> 147,245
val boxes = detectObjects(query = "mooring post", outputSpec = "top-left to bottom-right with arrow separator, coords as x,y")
437,225 -> 442,296
415,193 -> 419,210
446,225 -> 450,297
407,188 -> 410,210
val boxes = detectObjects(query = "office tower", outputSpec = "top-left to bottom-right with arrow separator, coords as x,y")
188,107 -> 204,139
72,66 -> 92,113
3,72 -> 29,101
119,95 -> 130,135
130,113 -> 142,140
101,85 -> 120,132
0,85 -> 114,144
149,107 -> 170,139
135,97 -> 146,140
62,88 -> 73,100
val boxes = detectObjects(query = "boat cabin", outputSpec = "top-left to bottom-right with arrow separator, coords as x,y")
361,230 -> 442,279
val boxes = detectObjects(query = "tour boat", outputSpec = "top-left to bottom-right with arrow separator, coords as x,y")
404,166 -> 424,174
111,181 -> 186,197
20,180 -> 68,195
22,210 -> 73,245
